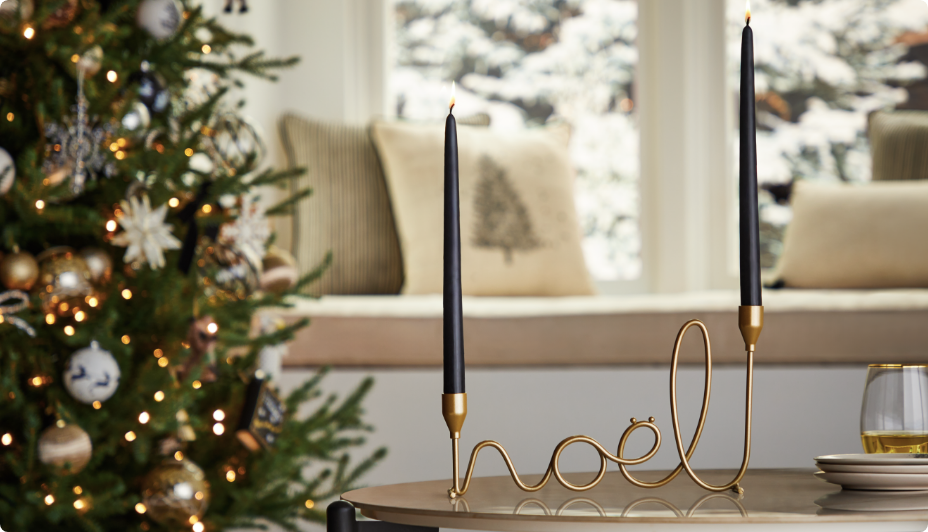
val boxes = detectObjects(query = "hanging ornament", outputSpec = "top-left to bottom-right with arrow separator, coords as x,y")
218,197 -> 269,270
79,247 -> 113,284
0,146 -> 15,196
259,246 -> 298,294
0,289 -> 36,337
121,101 -> 151,134
236,373 -> 284,451
183,68 -> 220,110
38,422 -> 92,475
141,458 -> 210,526
179,315 -> 218,382
76,46 -> 103,77
0,250 -> 38,290
223,0 -> 248,14
203,112 -> 266,173
42,0 -> 77,28
63,341 -> 120,404
35,247 -> 94,316
111,194 -> 182,270
197,243 -> 258,302
131,69 -> 170,115
43,71 -> 116,196
136,0 -> 182,41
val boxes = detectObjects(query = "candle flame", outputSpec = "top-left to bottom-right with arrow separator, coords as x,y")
745,0 -> 751,24
449,81 -> 456,110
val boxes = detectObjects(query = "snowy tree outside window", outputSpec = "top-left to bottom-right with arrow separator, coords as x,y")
727,0 -> 928,269
392,0 -> 641,280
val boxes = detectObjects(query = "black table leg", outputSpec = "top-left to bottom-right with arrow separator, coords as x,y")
327,500 -> 438,532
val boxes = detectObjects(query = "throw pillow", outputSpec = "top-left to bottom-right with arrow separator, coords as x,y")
370,120 -> 595,296
870,110 -> 928,181
775,180 -> 928,288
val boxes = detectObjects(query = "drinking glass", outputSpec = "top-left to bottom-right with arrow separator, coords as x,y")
860,364 -> 928,454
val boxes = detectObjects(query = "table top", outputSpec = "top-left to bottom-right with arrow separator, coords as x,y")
343,469 -> 928,531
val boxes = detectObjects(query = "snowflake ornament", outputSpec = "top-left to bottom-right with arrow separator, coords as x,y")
219,197 -> 269,269
111,194 -> 181,269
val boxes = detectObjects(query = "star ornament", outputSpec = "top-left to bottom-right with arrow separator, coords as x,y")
111,194 -> 181,269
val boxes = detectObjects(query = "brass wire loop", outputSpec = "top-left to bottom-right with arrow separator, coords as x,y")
445,307 -> 762,498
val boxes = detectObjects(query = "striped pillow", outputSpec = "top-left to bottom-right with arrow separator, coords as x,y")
870,110 -> 928,181
278,114 -> 491,295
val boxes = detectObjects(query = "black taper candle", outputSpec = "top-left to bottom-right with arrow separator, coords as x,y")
443,98 -> 465,394
739,16 -> 762,307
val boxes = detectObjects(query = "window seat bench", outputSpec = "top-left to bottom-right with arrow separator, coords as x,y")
274,290 -> 928,367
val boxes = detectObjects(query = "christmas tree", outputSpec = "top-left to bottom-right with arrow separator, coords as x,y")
0,1 -> 382,531
472,156 -> 541,263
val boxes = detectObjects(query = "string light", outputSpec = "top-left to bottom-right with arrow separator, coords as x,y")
64,325 -> 75,336
44,494 -> 54,505
304,499 -> 315,509
114,150 -> 126,160
135,503 -> 147,514
70,54 -> 79,63
74,311 -> 85,322
213,410 -> 225,421
195,491 -> 205,501
92,401 -> 101,409
192,380 -> 202,389
189,516 -> 198,524
212,423 -> 224,435
185,148 -> 193,156
225,470 -> 236,482
168,197 -> 179,207
5,112 -> 12,122
1,433 -> 12,445
201,44 -> 211,54
73,486 -> 82,495
105,219 -> 117,231
154,349 -> 164,358
193,522 -> 205,532
158,357 -> 169,368
45,314 -> 55,325
73,499 -> 86,510
31,376 -> 43,387
121,289 -> 132,299
201,205 -> 212,214
154,390 -> 165,401
125,431 -> 136,442
88,297 -> 99,307
174,451 -> 184,461
121,335 -> 130,344
106,70 -> 118,82
23,26 -> 34,39
206,322 -> 218,334
138,412 -> 150,424
59,302 -> 69,312
117,138 -> 127,148
35,199 -> 45,210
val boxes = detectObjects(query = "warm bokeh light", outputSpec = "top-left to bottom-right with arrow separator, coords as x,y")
73,499 -> 86,510
92,401 -> 102,409
201,44 -> 211,54
174,451 -> 184,461
74,311 -> 85,322
46,314 -> 55,325
139,412 -> 150,424
106,70 -> 118,82
122,289 -> 132,299
304,499 -> 314,509
226,470 -> 236,482
59,302 -> 69,312
213,410 -> 225,421
193,522 -> 205,532
44,494 -> 54,505
745,0 -> 751,24
105,219 -> 117,231
64,325 -> 75,336
201,204 -> 212,214
154,390 -> 165,402
73,486 -> 83,495
206,322 -> 218,334
192,380 -> 202,389
185,148 -> 193,156
125,431 -> 136,441
70,54 -> 79,63
195,491 -> 204,501
6,112 -> 13,122
23,27 -> 35,39
154,348 -> 164,358
189,516 -> 199,524
31,376 -> 43,387
121,335 -> 130,344
88,297 -> 99,307
158,357 -> 169,367
168,197 -> 180,207
1,433 -> 11,446
35,200 -> 45,210
114,150 -> 126,160
135,503 -> 147,514
212,423 -> 224,435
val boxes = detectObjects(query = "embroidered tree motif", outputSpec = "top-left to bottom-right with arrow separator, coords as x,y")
472,156 -> 541,263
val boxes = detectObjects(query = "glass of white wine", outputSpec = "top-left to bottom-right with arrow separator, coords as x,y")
861,364 -> 928,454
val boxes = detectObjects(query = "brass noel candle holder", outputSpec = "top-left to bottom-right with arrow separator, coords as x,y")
441,306 -> 763,497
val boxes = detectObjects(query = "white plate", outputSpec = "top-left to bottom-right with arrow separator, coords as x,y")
815,470 -> 928,490
817,462 -> 928,474
815,453 -> 928,466
816,490 -> 928,511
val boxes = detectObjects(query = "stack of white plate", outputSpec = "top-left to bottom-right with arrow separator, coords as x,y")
815,454 -> 928,491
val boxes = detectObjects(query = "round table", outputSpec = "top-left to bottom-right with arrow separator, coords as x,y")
342,469 -> 928,531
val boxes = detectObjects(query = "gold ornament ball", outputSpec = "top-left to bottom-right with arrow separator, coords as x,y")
197,243 -> 258,302
0,251 -> 39,290
36,247 -> 94,315
142,459 -> 210,526
37,423 -> 92,475
79,247 -> 113,284
260,246 -> 298,294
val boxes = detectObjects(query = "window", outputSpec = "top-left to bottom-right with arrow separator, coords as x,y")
392,0 -> 641,281
727,0 -> 928,269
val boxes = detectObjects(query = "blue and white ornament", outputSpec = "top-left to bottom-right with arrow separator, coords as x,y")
63,341 -> 120,404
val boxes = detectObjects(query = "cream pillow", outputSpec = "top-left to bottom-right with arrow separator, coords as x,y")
776,180 -> 928,288
371,121 -> 595,296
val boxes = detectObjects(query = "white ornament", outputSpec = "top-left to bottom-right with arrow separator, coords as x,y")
0,147 -> 14,195
63,341 -> 120,404
219,197 -> 269,269
136,0 -> 182,41
111,194 -> 182,269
